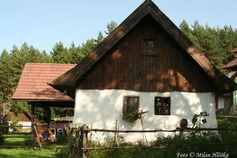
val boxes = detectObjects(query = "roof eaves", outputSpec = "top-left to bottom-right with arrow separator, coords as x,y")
232,48 -> 237,53
11,98 -> 74,102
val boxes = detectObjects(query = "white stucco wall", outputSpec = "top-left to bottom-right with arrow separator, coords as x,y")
217,96 -> 225,109
73,89 -> 217,143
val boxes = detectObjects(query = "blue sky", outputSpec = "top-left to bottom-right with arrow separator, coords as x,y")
0,0 -> 236,53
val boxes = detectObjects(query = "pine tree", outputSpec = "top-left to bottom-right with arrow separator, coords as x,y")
69,42 -> 81,64
51,42 -> 71,63
0,50 -> 12,101
180,21 -> 237,70
105,20 -> 118,35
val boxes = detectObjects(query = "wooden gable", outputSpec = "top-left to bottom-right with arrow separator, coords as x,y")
77,15 -> 215,93
50,0 -> 237,97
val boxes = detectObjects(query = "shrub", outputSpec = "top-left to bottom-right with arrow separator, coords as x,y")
85,131 -> 237,158
0,116 -> 9,144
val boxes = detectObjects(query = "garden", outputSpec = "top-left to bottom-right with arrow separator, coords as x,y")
0,115 -> 237,158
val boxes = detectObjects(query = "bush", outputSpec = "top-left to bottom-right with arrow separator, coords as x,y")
0,116 -> 9,144
85,131 -> 237,158
216,109 -> 229,115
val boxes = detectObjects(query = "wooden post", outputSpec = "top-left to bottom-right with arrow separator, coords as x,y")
31,103 -> 36,134
79,124 -> 88,158
33,125 -> 42,150
45,105 -> 51,125
114,120 -> 119,146
175,127 -> 183,157
31,103 -> 37,148
177,119 -> 187,156
68,126 -> 77,158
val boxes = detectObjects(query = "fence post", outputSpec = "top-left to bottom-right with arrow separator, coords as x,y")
114,120 -> 119,146
177,119 -> 187,156
79,124 -> 88,158
33,125 -> 42,150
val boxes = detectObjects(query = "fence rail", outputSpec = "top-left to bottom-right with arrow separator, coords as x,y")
0,124 -> 41,150
84,127 -> 237,133
85,128 -> 177,133
0,125 -> 31,128
67,124 -> 237,158
1,135 -> 32,138
81,142 -> 237,151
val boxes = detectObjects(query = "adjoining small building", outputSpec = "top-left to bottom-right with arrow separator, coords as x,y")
12,63 -> 76,135
50,1 -> 237,142
222,48 -> 237,113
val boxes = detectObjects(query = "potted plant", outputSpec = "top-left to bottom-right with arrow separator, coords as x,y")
122,110 -> 148,125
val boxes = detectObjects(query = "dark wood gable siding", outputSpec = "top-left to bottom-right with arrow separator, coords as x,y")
77,16 -> 215,92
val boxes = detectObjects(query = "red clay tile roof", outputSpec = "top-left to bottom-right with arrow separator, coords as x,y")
222,48 -> 237,70
223,58 -> 237,70
12,63 -> 76,101
232,48 -> 237,53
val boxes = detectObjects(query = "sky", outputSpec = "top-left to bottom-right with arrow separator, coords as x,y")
0,0 -> 236,53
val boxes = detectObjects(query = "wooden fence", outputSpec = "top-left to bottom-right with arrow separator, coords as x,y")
0,124 -> 42,150
66,124 -> 237,158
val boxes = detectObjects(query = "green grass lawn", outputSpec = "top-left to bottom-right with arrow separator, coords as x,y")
0,148 -> 56,158
1,116 -> 237,158
216,115 -> 237,129
2,133 -> 31,146
0,134 -> 68,158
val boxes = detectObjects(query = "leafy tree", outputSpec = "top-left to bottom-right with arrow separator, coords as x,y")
96,31 -> 104,43
38,50 -> 53,63
7,44 -> 30,115
0,93 -> 3,112
50,107 -> 74,119
10,44 -> 27,89
179,20 -> 237,70
26,46 -> 52,63
8,101 -> 28,116
218,26 -> 237,64
179,20 -> 198,44
51,42 -> 71,63
68,41 -> 97,64
69,42 -> 82,64
0,50 -> 12,101
80,39 -> 97,57
105,20 -> 118,35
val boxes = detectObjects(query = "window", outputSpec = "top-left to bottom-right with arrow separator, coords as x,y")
154,97 -> 171,115
142,39 -> 158,55
123,96 -> 139,113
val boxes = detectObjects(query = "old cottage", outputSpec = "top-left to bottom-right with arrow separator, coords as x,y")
50,1 -> 237,142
